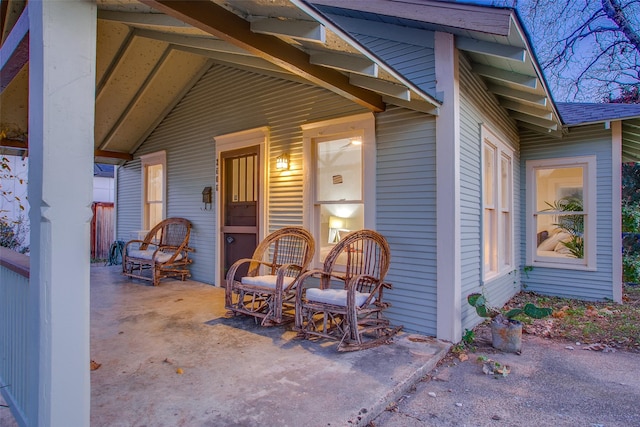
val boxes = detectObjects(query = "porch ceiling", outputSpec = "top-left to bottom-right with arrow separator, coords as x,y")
1,0 -> 566,163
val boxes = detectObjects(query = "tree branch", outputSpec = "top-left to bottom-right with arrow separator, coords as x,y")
602,0 -> 640,53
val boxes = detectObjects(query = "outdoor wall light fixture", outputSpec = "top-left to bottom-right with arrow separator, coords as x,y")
202,186 -> 212,210
276,153 -> 290,170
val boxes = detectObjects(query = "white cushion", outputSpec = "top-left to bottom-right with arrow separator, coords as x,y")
306,288 -> 373,307
537,231 -> 570,251
241,275 -> 295,289
127,249 -> 183,263
554,241 -> 573,255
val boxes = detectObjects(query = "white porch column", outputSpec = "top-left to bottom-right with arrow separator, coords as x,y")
612,121 -> 623,303
28,1 -> 96,426
435,32 -> 462,342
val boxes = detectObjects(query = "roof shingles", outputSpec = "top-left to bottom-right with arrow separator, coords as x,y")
556,102 -> 640,126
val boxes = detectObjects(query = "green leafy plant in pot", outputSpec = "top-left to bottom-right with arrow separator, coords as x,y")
467,293 -> 552,354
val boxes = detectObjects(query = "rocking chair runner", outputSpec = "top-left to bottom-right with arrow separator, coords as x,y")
294,229 -> 402,351
122,218 -> 194,286
225,227 -> 315,326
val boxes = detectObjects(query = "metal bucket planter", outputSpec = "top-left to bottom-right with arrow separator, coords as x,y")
491,315 -> 523,354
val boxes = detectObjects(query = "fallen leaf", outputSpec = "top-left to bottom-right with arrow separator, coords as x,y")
583,343 -> 607,351
496,365 -> 511,376
585,308 -> 599,317
458,353 -> 469,362
176,368 -> 184,374
90,360 -> 101,371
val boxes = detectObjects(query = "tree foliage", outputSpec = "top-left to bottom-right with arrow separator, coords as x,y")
606,85 -> 640,103
517,0 -> 640,102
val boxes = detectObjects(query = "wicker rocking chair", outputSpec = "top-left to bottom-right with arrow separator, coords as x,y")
294,229 -> 402,351
225,227 -> 315,326
122,218 -> 194,286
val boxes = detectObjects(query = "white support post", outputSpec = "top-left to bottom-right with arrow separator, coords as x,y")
612,121 -> 623,303
27,1 -> 96,425
435,32 -> 462,342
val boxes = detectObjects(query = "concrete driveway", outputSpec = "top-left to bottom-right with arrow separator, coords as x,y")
372,330 -> 640,426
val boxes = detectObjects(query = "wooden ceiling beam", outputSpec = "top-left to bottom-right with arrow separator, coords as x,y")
250,18 -> 326,44
457,37 -> 526,62
0,137 -> 26,149
0,139 -> 133,161
472,64 -> 537,89
139,0 -> 385,112
94,149 -> 133,161
0,3 -> 28,93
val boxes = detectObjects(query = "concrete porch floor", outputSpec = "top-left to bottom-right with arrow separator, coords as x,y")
7,265 -> 450,426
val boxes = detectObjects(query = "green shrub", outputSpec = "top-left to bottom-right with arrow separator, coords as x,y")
623,252 -> 640,284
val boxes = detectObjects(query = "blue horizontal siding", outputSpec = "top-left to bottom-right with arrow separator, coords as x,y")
520,125 -> 615,301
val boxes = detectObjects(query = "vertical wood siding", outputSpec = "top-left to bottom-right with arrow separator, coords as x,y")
520,126 -> 615,300
376,106 -> 438,335
119,64 -> 364,285
458,56 -> 520,332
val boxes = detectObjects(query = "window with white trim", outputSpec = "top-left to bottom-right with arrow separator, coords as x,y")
482,127 -> 513,280
527,156 -> 596,270
302,113 -> 375,267
140,151 -> 166,230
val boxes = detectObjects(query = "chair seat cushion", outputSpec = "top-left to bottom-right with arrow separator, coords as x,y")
241,275 -> 295,289
127,249 -> 183,263
306,288 -> 373,307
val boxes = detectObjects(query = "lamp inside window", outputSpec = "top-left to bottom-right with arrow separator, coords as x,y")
276,153 -> 289,170
328,215 -> 346,243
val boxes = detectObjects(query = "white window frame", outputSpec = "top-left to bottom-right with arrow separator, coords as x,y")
526,155 -> 597,271
140,150 -> 166,230
302,113 -> 376,268
481,126 -> 514,281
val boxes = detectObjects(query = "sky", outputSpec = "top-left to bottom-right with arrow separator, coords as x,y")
455,0 -> 640,102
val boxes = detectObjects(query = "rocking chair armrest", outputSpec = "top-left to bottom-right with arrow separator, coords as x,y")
297,269 -> 347,288
226,258 -> 280,284
123,239 -> 146,254
150,246 -> 182,264
272,263 -> 305,291
348,273 -> 389,293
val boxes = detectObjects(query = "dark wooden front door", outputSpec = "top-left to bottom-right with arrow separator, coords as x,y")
221,146 -> 260,283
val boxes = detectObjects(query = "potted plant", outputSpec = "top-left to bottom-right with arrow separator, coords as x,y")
467,293 -> 552,354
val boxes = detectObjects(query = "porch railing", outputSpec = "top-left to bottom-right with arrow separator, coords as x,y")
0,246 -> 29,426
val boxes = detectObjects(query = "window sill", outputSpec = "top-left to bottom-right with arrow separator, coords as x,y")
483,267 -> 513,284
530,259 -> 596,272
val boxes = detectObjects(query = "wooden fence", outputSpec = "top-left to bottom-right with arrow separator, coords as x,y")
91,202 -> 114,261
